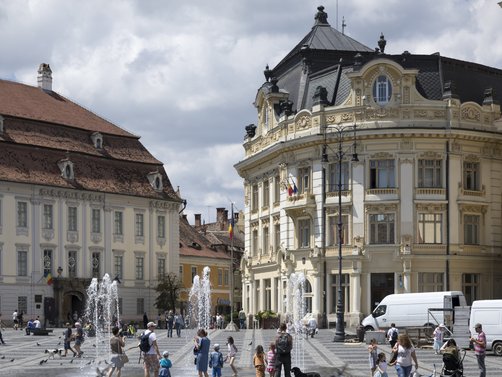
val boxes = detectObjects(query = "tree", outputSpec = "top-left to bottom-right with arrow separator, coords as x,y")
155,273 -> 182,312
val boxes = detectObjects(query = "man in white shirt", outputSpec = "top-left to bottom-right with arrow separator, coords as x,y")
143,322 -> 161,377
33,316 -> 41,329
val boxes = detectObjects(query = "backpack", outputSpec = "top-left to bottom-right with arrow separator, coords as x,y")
139,332 -> 151,353
391,329 -> 398,342
276,333 -> 291,355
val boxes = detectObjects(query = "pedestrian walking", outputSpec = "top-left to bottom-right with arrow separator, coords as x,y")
470,323 -> 486,377
238,309 -> 246,329
0,314 -> 6,344
174,313 -> 183,337
368,338 -> 378,376
373,352 -> 388,377
266,342 -> 276,377
433,324 -> 447,354
387,323 -> 398,349
275,323 -> 293,377
195,328 -> 211,377
392,333 -> 418,377
209,343 -> 224,377
142,322 -> 161,377
253,344 -> 266,377
107,326 -> 126,377
166,311 -> 174,337
74,322 -> 85,357
63,322 -> 77,357
12,310 -> 18,330
226,336 -> 238,377
159,350 -> 172,377
143,312 -> 149,330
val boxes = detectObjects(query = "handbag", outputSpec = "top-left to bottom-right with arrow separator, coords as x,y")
119,353 -> 129,363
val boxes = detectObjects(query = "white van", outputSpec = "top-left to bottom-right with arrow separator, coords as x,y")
469,300 -> 502,356
362,291 -> 466,331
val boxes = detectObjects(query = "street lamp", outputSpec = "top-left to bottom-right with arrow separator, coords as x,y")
322,123 -> 358,343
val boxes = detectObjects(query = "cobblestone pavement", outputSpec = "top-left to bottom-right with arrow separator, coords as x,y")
0,327 -> 501,376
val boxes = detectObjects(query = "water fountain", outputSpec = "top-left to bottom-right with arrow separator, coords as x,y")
85,273 -> 120,363
286,271 -> 306,370
188,266 -> 212,329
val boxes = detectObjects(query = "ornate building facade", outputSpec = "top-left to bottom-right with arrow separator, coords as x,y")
0,64 -> 183,325
235,6 -> 502,327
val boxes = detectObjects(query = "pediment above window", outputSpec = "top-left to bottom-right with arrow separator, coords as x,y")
58,159 -> 74,180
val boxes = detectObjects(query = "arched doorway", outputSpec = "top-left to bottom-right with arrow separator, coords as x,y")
62,291 -> 86,323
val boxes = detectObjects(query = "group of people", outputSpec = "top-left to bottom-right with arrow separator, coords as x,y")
143,311 -> 184,338
366,322 -> 487,377
62,321 -> 85,358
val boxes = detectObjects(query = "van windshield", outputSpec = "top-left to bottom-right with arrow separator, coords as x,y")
372,305 -> 386,317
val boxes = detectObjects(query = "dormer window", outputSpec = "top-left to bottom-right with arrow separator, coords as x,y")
372,75 -> 392,106
58,159 -> 74,180
0,115 -> 4,134
90,132 -> 103,149
147,171 -> 163,191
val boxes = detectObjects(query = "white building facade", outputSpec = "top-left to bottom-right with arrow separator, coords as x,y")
235,6 -> 502,327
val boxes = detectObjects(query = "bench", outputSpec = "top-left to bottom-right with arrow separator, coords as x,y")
29,328 -> 54,336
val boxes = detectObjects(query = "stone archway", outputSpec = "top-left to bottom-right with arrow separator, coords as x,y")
53,278 -> 91,326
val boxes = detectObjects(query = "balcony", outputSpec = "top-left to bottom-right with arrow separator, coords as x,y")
365,188 -> 399,201
283,193 -> 316,218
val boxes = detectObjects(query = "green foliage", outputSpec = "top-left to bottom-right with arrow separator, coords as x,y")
254,310 -> 277,321
155,272 -> 182,312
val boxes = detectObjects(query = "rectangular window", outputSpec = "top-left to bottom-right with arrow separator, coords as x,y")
43,249 -> 52,276
370,159 -> 395,188
417,213 -> 442,244
328,215 -> 349,246
179,265 -> 183,277
224,270 -> 229,286
274,224 -> 280,254
158,215 -> 166,238
92,209 -> 101,233
158,258 -> 166,278
331,273 -> 350,313
91,252 -> 100,279
252,184 -> 259,211
68,250 -> 77,278
298,219 -> 310,248
298,167 -> 310,194
328,161 -> 349,192
17,201 -> 28,228
218,269 -> 223,286
18,296 -> 28,314
263,180 -> 270,208
17,250 -> 28,276
462,273 -> 479,305
418,273 -> 444,292
463,162 -> 480,190
135,213 -> 144,237
68,206 -> 77,232
43,204 -> 53,229
418,159 -> 442,188
135,256 -> 144,280
252,229 -> 258,256
274,175 -> 281,204
114,211 -> 123,235
114,255 -> 123,279
464,214 -> 480,245
191,266 -> 197,281
262,227 -> 269,254
136,298 -> 145,316
369,213 -> 395,244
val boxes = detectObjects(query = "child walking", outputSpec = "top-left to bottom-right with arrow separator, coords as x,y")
226,336 -> 238,377
159,350 -> 172,377
373,352 -> 388,377
266,342 -> 276,377
253,345 -> 266,377
368,338 -> 378,376
209,344 -> 224,377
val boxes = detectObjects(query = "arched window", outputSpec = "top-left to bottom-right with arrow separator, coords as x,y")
372,75 -> 392,106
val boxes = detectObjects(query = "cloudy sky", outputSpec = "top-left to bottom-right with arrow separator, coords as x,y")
1,0 -> 501,224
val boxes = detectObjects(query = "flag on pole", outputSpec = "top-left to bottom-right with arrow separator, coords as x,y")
45,272 -> 53,285
293,182 -> 298,194
287,183 -> 293,196
228,205 -> 234,240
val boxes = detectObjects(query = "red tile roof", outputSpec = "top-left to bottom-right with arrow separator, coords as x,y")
0,79 -> 135,137
179,216 -> 230,260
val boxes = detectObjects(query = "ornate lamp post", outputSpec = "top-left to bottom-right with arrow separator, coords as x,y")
322,123 -> 358,343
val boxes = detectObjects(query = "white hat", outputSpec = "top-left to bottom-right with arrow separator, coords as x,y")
75,322 -> 81,327
147,322 -> 157,328
162,350 -> 169,357
439,323 -> 445,328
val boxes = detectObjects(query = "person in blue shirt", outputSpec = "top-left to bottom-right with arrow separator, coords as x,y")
159,350 -> 172,377
209,344 -> 224,377
25,319 -> 34,335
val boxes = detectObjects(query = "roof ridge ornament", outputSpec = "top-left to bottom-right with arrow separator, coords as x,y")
378,33 -> 387,54
314,5 -> 329,25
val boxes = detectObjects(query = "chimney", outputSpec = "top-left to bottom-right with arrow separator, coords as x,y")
37,63 -> 53,91
182,214 -> 187,221
195,214 -> 201,227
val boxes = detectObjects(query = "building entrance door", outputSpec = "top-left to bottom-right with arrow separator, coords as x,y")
370,273 -> 394,310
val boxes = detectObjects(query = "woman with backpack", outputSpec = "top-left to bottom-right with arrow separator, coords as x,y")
226,336 -> 238,377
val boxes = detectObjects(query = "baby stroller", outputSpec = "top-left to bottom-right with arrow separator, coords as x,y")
440,348 -> 465,377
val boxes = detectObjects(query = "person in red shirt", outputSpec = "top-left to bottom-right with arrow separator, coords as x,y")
470,323 -> 486,377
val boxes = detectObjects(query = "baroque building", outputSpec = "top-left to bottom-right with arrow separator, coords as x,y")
0,64 -> 183,325
235,6 -> 502,328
